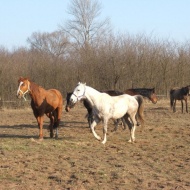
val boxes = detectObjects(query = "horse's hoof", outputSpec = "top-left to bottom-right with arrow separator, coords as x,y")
39,135 -> 43,139
128,139 -> 135,143
101,140 -> 107,144
128,139 -> 132,143
55,135 -> 58,139
50,133 -> 54,138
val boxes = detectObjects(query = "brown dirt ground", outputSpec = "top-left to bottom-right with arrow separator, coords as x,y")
0,99 -> 190,190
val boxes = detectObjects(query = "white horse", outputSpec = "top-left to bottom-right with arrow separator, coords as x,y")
70,82 -> 144,144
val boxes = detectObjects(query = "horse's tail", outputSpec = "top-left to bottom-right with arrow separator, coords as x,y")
170,90 -> 174,108
134,95 -> 145,126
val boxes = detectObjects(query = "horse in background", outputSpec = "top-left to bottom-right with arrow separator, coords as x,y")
124,88 -> 157,104
17,77 -> 63,139
69,82 -> 144,144
170,86 -> 190,113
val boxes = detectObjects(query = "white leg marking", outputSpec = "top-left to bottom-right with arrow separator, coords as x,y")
91,120 -> 101,140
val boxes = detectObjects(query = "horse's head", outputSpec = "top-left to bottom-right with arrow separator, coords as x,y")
150,88 -> 158,104
65,92 -> 76,112
182,86 -> 190,95
186,85 -> 190,93
70,82 -> 86,104
17,77 -> 30,100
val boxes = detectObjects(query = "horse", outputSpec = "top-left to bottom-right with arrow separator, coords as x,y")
124,88 -> 158,104
69,82 -> 144,144
170,86 -> 190,113
16,77 -> 63,139
65,90 -> 127,131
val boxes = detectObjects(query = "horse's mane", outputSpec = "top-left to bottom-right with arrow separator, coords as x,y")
101,90 -> 124,96
125,88 -> 155,97
126,88 -> 155,92
30,80 -> 45,91
19,77 -> 39,88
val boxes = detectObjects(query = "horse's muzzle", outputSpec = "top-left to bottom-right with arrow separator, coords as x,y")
65,106 -> 70,112
17,93 -> 22,99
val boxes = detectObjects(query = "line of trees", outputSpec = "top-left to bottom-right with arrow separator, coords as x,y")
0,0 -> 190,104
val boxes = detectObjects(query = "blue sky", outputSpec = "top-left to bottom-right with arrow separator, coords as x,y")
0,0 -> 190,50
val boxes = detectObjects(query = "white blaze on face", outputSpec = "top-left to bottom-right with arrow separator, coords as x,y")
17,81 -> 24,96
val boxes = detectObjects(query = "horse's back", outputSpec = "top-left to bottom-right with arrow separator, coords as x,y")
47,89 -> 63,106
124,89 -> 138,96
111,94 -> 138,118
170,86 -> 190,102
103,90 -> 124,96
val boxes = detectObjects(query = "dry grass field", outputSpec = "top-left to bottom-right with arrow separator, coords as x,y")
0,99 -> 190,190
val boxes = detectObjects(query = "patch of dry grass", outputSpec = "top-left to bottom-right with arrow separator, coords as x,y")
0,100 -> 190,189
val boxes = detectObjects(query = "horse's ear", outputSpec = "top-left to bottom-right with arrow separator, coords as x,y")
84,82 -> 86,86
78,82 -> 81,85
18,76 -> 23,82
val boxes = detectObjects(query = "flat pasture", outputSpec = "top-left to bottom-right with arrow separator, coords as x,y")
0,99 -> 190,190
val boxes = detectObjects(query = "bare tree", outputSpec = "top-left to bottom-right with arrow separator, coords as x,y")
60,0 -> 111,49
27,31 -> 70,60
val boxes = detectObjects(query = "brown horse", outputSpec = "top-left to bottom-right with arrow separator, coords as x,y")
170,86 -> 190,113
124,88 -> 158,104
17,77 -> 63,139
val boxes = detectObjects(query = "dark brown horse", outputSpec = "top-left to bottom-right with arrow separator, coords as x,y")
170,86 -> 190,113
17,77 -> 63,139
65,92 -> 94,127
124,88 -> 158,104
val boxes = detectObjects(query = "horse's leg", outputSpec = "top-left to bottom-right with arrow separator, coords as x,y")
53,108 -> 60,139
185,99 -> 188,113
121,117 -> 127,130
123,114 -> 132,141
130,115 -> 137,142
88,111 -> 93,129
37,116 -> 44,139
135,114 -> 140,126
173,100 -> 176,112
90,116 -> 101,141
102,118 -> 108,144
87,114 -> 91,128
112,119 -> 119,132
124,113 -> 137,143
181,100 -> 184,113
112,118 -> 126,132
51,105 -> 62,139
46,112 -> 54,138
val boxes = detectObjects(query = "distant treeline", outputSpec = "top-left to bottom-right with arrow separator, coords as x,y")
1,0 -> 190,105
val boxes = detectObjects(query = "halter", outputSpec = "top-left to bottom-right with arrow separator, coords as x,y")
17,81 -> 30,101
72,86 -> 86,101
